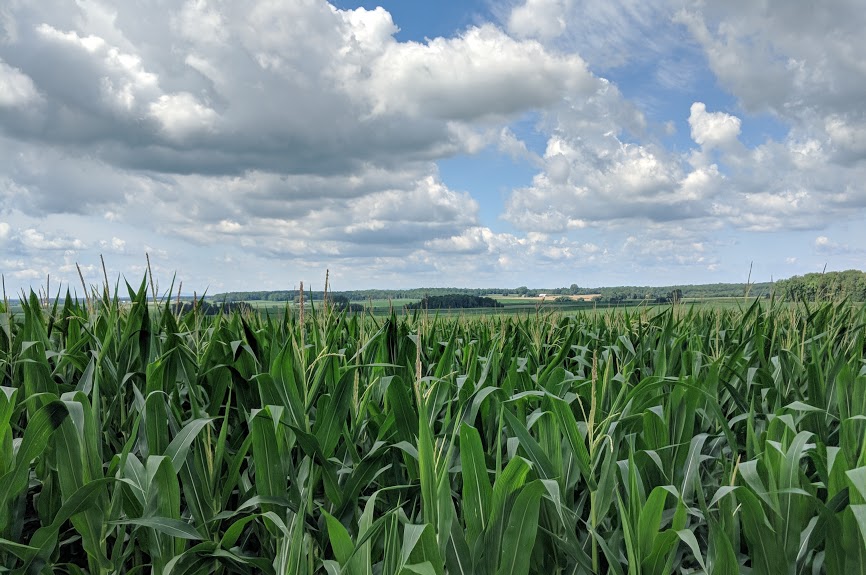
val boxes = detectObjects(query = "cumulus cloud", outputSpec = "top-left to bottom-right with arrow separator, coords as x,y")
500,0 -> 866,240
149,92 -> 218,140
0,0 -> 609,287
503,90 -> 724,231
676,0 -> 866,165
688,102 -> 741,149
508,0 -> 572,41
0,1 -> 594,179
814,236 -> 853,256
99,237 -> 126,253
0,58 -> 39,107
20,228 -> 85,250
423,226 -> 611,281
504,0 -> 681,69
366,24 -> 595,120
824,116 -> 866,162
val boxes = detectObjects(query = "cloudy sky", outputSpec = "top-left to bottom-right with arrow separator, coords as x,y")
1,0 -> 865,295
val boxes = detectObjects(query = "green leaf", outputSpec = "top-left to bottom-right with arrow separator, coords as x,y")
402,523 -> 443,574
0,400 -> 69,530
112,516 -> 205,540
165,417 -> 214,473
460,422 -> 492,548
638,486 -> 669,559
402,562 -> 438,575
548,395 -> 594,489
675,529 -> 707,572
250,408 -> 285,505
502,408 -> 556,481
323,510 -> 355,567
496,481 -> 545,575
851,505 -> 866,549
417,391 -> 438,528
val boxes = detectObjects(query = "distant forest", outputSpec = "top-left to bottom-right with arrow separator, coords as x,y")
176,300 -> 254,315
406,294 -> 503,310
774,270 -> 866,301
211,281 -> 776,303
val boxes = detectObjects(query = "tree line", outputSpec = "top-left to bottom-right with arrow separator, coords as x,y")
775,270 -> 866,301
211,281 -> 776,304
405,294 -> 503,310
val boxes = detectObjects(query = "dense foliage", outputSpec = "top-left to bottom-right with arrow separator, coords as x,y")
591,282 -> 772,302
177,300 -> 255,315
1,281 -> 866,574
405,294 -> 503,310
775,269 -> 866,301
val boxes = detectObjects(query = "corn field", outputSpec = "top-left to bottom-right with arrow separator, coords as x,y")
1,279 -> 865,574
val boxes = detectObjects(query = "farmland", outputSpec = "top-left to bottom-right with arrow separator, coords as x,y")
212,295 -> 754,318
1,280 -> 865,574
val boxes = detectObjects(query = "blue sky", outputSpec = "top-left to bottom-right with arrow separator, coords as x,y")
1,0 -> 864,294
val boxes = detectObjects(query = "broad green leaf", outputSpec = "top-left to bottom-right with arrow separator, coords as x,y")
323,510 -> 355,567
460,422 -> 492,548
0,400 -> 69,530
112,516 -> 205,540
496,481 -> 545,575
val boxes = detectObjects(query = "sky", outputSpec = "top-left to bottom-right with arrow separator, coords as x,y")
1,0 -> 865,295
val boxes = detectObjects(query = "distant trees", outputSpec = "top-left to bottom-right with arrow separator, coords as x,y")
329,294 -> 364,313
776,270 -> 866,301
406,294 -> 503,310
178,301 -> 254,315
651,289 -> 683,304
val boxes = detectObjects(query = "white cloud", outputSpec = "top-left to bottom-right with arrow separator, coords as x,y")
99,236 -> 126,253
149,92 -> 218,140
676,1 -> 866,114
11,268 -> 44,281
688,102 -> 741,149
173,0 -> 229,45
814,235 -> 852,255
0,221 -> 9,238
0,1 -> 595,191
503,109 -> 720,231
508,0 -> 572,41
505,0 -> 679,69
0,0 -> 625,293
0,58 -> 38,106
500,0 -> 866,241
676,0 -> 866,166
825,116 -> 866,161
35,23 -> 106,53
498,127 -> 542,165
366,24 -> 595,120
20,228 -> 85,250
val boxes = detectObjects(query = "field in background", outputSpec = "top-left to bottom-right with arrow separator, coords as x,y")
1,295 -> 763,319
205,294 -> 769,317
1,282 -> 865,573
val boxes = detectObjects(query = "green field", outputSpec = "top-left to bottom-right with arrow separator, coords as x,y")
213,295 -> 759,318
1,282 -> 865,573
